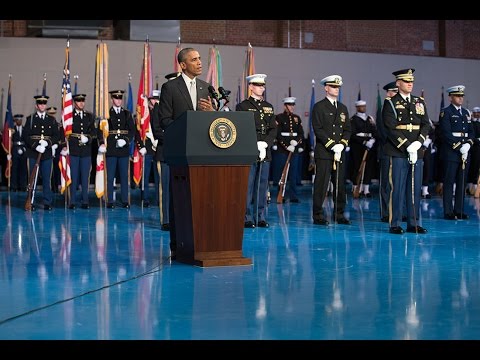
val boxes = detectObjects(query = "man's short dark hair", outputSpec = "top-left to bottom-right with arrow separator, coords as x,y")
177,47 -> 196,64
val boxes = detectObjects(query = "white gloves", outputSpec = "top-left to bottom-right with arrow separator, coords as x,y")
272,144 -> 278,151
287,145 -> 295,152
298,147 -> 304,153
423,138 -> 432,148
98,144 -> 107,153
406,140 -> 422,153
17,149 -> 23,155
310,151 -> 315,158
290,140 -> 298,147
331,144 -> 344,153
462,152 -> 468,162
39,139 -> 48,147
116,139 -> 127,148
365,138 -> 376,149
36,145 -> 45,153
408,151 -> 418,164
51,144 -> 58,157
139,147 -> 147,156
345,147 -> 350,152
460,143 -> 471,154
60,148 -> 69,156
80,134 -> 89,144
257,141 -> 268,161
7,154 -> 12,161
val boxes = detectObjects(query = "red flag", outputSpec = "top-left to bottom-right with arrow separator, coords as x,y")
133,41 -> 152,186
60,40 -> 73,194
174,37 -> 181,73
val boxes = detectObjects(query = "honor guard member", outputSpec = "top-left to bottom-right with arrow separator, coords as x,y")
349,99 -> 377,198
312,74 -> 351,226
236,73 -> 277,228
65,94 -> 96,209
467,106 -> 480,195
377,82 -> 398,221
46,106 -> 63,193
273,96 -> 305,203
9,114 -> 28,191
97,90 -> 136,209
24,95 -> 61,210
439,85 -> 474,220
382,68 -> 430,234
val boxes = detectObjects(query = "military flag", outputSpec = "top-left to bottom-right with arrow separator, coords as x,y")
440,86 -> 445,110
74,75 -> 78,95
174,37 -> 182,73
375,83 -> 382,132
1,75 -> 14,180
206,44 -> 223,92
241,43 -> 256,100
126,74 -> 135,157
357,83 -> 361,101
308,79 -> 316,173
42,73 -> 47,96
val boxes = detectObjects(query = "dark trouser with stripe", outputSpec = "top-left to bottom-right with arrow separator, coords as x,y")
70,155 -> 92,205
245,161 -> 270,223
443,159 -> 470,215
29,157 -> 53,206
313,157 -> 346,221
106,156 -> 129,203
379,154 -> 390,219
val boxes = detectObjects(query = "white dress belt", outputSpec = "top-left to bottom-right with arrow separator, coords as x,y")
281,132 -> 298,136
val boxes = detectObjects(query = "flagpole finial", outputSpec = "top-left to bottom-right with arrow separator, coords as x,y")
311,79 -> 315,85
67,37 -> 70,48
178,37 -> 181,44
146,35 -> 149,42
43,73 -> 47,80
9,73 -> 12,79
128,73 -> 132,81
74,74 -> 79,80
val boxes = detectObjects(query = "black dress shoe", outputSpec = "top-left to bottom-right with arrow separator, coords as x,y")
257,220 -> 269,228
107,203 -> 115,209
81,203 -> 90,209
68,204 -> 76,210
336,217 -> 351,225
30,205 -> 36,211
406,225 -> 428,234
422,194 -> 432,199
44,204 -> 52,211
364,193 -> 372,198
454,212 -> 469,220
290,198 -> 300,203
380,216 -> 389,223
444,213 -> 456,220
313,218 -> 329,226
244,221 -> 255,228
389,226 -> 404,234
122,202 -> 130,209
143,201 -> 150,208
161,223 -> 170,231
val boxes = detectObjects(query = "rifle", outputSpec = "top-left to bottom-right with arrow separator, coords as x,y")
353,149 -> 369,199
277,152 -> 293,204
25,152 -> 42,211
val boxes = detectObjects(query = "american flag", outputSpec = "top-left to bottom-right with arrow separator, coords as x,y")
59,40 -> 72,194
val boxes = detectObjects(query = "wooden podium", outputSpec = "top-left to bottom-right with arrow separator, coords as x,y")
164,111 -> 257,267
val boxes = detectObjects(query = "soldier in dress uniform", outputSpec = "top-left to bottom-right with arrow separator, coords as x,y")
97,90 -> 136,209
311,74 -> 351,226
236,73 -> 276,228
377,82 -> 398,222
349,100 -> 377,198
23,95 -> 61,210
272,96 -> 305,203
65,94 -> 96,209
46,106 -> 62,194
382,68 -> 430,234
439,85 -> 474,220
466,106 -> 480,195
9,114 -> 28,191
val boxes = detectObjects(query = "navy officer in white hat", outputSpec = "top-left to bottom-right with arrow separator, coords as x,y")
439,85 -> 474,220
311,74 -> 352,226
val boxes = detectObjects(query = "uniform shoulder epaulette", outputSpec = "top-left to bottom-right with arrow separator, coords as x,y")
385,96 -> 391,100
440,111 -> 444,118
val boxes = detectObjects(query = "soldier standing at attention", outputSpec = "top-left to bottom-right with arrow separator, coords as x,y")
382,68 -> 430,234
236,74 -> 276,228
273,96 -> 305,203
439,85 -> 474,220
311,75 -> 351,226
24,95 -> 60,210
65,93 -> 96,209
97,90 -> 136,209
9,114 -> 28,192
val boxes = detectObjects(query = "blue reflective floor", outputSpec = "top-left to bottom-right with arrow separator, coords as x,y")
1,185 -> 480,340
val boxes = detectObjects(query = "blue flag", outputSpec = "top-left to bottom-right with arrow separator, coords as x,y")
440,86 -> 445,110
127,79 -> 135,156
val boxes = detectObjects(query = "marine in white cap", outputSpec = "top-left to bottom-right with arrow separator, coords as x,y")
349,99 -> 377,198
272,96 -> 305,203
440,84 -> 475,219
311,73 -> 351,226
235,73 -> 276,228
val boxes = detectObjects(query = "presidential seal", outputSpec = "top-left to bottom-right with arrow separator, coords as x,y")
209,118 -> 237,148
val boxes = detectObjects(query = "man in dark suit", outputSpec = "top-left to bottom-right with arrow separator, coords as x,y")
158,47 -> 215,259
382,68 -> 431,234
9,114 -> 28,191
65,93 -> 96,209
24,95 -> 61,210
312,74 -> 351,226
439,85 -> 475,220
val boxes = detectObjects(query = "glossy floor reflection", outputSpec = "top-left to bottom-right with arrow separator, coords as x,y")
1,185 -> 480,339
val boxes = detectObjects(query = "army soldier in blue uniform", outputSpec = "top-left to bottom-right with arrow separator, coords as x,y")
382,68 -> 431,234
439,85 -> 474,220
273,96 -> 305,203
24,95 -> 61,210
65,94 -> 96,209
97,90 -> 136,209
312,74 -> 351,226
9,114 -> 28,192
236,74 -> 277,228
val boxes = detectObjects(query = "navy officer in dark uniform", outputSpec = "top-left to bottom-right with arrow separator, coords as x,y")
236,73 -> 276,228
312,74 -> 351,225
272,96 -> 304,203
9,114 -> 28,192
382,68 -> 431,234
24,95 -> 61,210
65,93 -> 96,209
97,90 -> 136,209
439,85 -> 474,220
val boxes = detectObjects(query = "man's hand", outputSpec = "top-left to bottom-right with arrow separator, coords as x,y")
198,98 -> 214,111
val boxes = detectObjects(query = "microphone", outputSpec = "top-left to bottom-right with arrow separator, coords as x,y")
218,87 -> 231,101
208,85 -> 219,110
